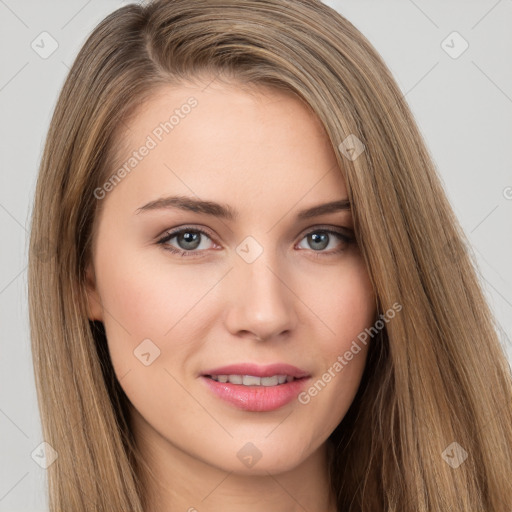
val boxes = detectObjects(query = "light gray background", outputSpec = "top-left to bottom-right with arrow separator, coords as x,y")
1,1 -> 511,510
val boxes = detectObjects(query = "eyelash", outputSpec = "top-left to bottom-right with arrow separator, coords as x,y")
156,225 -> 355,259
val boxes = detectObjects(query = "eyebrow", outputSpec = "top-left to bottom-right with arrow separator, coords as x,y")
135,195 -> 351,221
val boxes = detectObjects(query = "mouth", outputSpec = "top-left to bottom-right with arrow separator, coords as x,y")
205,374 -> 302,386
200,363 -> 311,412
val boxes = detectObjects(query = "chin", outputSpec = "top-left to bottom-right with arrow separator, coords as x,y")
205,436 -> 319,475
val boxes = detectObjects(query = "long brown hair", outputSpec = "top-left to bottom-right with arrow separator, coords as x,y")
28,0 -> 512,510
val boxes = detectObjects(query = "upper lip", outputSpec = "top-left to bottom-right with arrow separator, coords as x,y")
201,363 -> 310,379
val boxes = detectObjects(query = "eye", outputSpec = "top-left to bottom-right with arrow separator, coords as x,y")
296,227 -> 355,257
157,226 -> 216,258
156,225 -> 355,258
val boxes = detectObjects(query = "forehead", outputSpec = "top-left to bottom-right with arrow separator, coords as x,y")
104,80 -> 347,218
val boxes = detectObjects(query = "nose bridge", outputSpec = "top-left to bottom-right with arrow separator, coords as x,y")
226,235 -> 297,340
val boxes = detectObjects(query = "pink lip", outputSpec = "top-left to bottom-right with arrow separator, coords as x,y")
200,363 -> 311,412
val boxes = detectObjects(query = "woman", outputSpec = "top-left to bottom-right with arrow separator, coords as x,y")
28,0 -> 512,510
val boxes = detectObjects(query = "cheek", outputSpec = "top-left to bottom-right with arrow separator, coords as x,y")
94,246 -> 224,370
296,259 -> 375,432
328,265 -> 375,376
94,255 -> 217,423
313,257 -> 376,356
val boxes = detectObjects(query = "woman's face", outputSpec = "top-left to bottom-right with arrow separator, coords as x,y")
86,80 -> 376,476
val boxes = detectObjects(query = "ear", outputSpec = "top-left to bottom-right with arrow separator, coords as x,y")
85,263 -> 104,322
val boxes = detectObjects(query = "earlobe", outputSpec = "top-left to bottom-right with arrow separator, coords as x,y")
85,264 -> 103,322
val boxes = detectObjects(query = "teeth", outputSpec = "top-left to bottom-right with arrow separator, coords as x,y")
228,374 -> 243,384
209,374 -> 295,386
243,375 -> 261,386
261,376 -> 279,386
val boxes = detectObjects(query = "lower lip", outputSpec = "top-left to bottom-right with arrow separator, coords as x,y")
200,376 -> 310,412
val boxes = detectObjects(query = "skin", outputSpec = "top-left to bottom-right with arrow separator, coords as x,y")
86,78 -> 376,512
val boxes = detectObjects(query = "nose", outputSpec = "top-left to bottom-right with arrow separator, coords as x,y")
224,248 -> 298,342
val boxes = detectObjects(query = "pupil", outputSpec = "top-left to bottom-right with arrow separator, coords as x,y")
310,232 -> 328,250
179,232 -> 200,250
